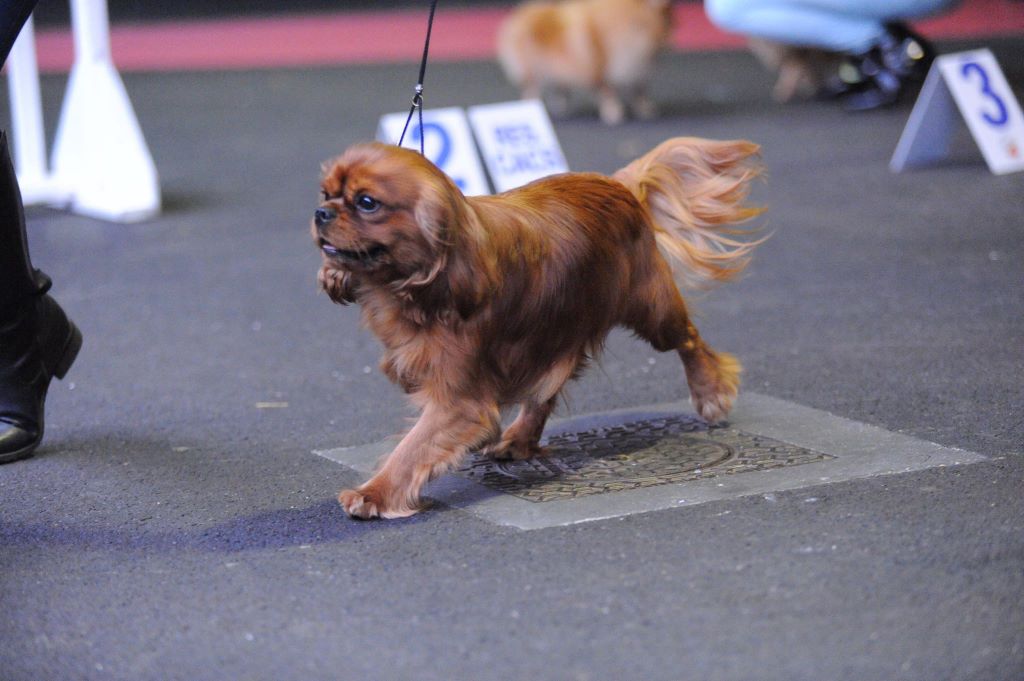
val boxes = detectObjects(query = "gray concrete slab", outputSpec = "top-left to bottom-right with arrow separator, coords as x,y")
317,392 -> 986,529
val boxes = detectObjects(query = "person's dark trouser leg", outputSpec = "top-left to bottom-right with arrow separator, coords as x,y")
0,0 -> 42,306
1,0 -> 82,462
0,0 -> 39,64
0,130 -> 44,308
0,131 -> 82,463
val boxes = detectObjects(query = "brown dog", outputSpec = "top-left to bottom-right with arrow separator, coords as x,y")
313,138 -> 763,519
497,0 -> 672,124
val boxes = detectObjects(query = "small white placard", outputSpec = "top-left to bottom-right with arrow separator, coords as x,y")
467,99 -> 569,192
892,48 -> 1024,175
377,107 -> 491,195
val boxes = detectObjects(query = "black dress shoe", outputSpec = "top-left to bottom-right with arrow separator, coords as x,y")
0,286 -> 82,463
839,23 -> 935,111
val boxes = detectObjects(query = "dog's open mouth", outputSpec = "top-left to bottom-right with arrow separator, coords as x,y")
320,239 -> 388,265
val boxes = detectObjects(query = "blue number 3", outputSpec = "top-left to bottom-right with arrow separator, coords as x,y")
961,61 -> 1009,127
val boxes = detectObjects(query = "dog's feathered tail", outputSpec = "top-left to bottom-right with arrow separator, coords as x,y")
613,137 -> 766,288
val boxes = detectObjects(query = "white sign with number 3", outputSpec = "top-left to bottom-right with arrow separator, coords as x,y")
891,49 -> 1024,175
938,49 -> 1024,175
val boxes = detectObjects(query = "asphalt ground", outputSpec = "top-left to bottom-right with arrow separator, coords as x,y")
1,35 -> 1023,681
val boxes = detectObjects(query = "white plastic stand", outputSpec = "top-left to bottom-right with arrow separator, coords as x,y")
891,49 -> 1024,175
7,16 -> 60,204
6,0 -> 160,222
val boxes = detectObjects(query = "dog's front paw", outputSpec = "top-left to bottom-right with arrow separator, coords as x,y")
339,488 -> 380,519
318,265 -> 356,305
338,484 -> 420,520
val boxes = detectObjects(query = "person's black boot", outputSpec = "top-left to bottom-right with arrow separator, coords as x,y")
839,23 -> 935,111
0,283 -> 82,463
0,130 -> 82,463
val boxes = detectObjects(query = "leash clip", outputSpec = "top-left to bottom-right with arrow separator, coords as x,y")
396,0 -> 439,155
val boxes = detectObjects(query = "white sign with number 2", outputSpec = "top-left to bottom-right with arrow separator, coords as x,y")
377,107 -> 491,195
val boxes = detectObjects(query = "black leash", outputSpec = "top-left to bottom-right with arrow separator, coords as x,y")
397,0 -> 440,155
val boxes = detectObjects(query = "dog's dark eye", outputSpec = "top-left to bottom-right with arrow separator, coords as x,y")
320,189 -> 330,201
355,194 -> 380,214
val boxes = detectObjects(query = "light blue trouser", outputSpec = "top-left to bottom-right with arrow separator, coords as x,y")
705,0 -> 959,53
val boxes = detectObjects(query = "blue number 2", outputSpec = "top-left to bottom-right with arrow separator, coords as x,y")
961,61 -> 1009,127
411,122 -> 466,190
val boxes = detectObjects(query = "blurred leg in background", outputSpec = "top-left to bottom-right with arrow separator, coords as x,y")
705,0 -> 960,109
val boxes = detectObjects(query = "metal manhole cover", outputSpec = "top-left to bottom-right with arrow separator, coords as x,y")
456,415 -> 834,502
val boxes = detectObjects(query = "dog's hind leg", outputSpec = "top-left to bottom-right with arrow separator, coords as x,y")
482,396 -> 557,461
483,354 -> 581,460
626,264 -> 740,424
338,398 -> 501,519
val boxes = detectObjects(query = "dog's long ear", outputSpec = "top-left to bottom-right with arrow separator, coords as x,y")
318,264 -> 357,305
410,175 -> 485,320
412,174 -> 460,254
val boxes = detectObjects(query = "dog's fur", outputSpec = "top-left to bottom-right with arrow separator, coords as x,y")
313,138 -> 763,519
497,0 -> 672,124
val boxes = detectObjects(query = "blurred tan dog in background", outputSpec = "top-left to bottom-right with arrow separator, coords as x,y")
497,0 -> 672,124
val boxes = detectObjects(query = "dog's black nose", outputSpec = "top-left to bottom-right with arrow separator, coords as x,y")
314,207 -> 336,228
